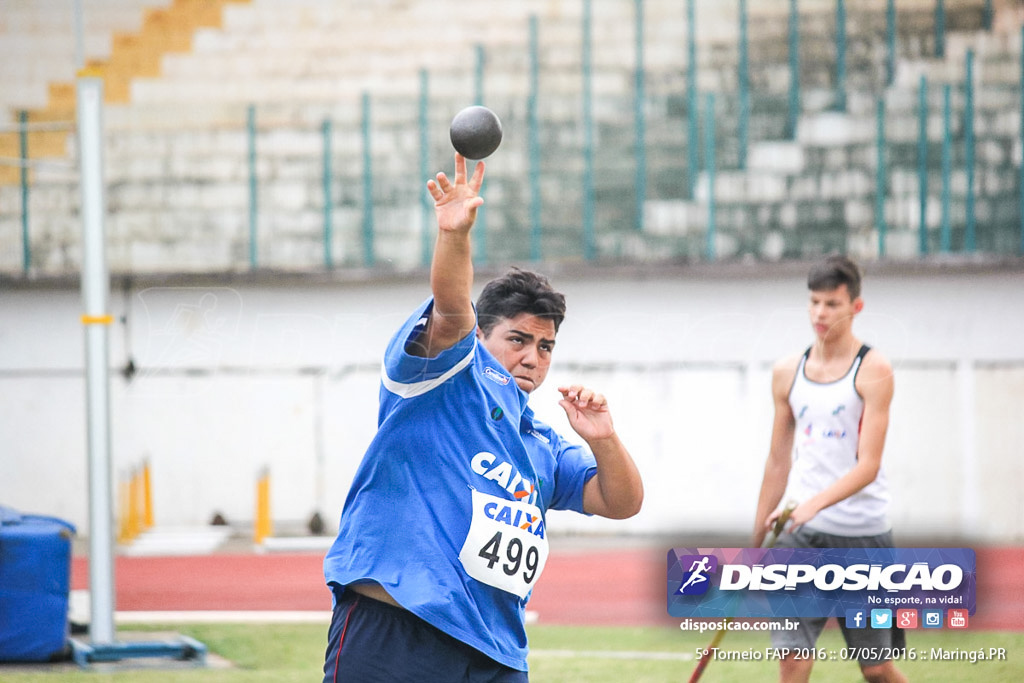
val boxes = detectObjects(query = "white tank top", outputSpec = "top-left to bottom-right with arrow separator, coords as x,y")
786,345 -> 891,536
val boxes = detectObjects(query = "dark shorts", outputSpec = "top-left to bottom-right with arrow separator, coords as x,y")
769,527 -> 906,666
322,585 -> 529,683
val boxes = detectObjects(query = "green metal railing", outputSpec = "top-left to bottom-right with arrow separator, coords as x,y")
419,69 -> 432,267
581,0 -> 596,260
704,92 -> 716,262
737,0 -> 750,168
633,0 -> 646,233
941,83 -> 953,253
322,118 -> 333,270
786,0 -> 800,140
876,97 -> 887,257
5,0 -> 1020,277
918,75 -> 929,256
835,0 -> 847,111
19,111 -> 29,272
686,0 -> 698,198
527,15 -> 541,263
473,45 -> 488,265
361,92 -> 375,268
964,48 -> 976,253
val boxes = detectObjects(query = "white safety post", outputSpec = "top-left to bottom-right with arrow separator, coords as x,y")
77,75 -> 116,646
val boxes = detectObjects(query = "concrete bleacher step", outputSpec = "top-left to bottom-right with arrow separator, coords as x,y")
0,0 -> 249,186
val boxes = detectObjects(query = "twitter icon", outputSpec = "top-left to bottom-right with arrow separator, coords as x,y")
870,609 -> 893,628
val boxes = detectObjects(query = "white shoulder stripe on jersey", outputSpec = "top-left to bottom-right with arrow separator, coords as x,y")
381,344 -> 476,398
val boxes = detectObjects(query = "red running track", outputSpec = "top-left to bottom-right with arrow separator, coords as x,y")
71,546 -> 1024,630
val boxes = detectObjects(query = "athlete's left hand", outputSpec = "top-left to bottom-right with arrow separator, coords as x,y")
558,385 -> 615,443
767,499 -> 820,534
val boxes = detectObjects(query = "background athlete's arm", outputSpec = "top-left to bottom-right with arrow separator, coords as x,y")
785,352 -> 895,531
419,153 -> 485,358
752,356 -> 799,547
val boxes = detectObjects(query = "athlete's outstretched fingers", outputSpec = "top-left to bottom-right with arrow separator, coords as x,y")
468,159 -> 485,192
454,152 -> 467,183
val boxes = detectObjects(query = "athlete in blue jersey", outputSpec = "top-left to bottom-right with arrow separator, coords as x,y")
753,256 -> 905,683
322,153 -> 644,682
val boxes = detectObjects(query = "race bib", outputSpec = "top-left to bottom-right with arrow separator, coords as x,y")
458,489 -> 549,599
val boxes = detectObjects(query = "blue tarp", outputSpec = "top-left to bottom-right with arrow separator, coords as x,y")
0,506 -> 76,662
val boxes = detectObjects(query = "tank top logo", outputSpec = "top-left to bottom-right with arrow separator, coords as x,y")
804,422 -> 849,440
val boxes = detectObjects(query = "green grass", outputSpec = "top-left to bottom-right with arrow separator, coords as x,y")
1,623 -> 1021,682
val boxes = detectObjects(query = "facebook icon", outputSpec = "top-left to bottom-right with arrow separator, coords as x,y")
845,609 -> 867,629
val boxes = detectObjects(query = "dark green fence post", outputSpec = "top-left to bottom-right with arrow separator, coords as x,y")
885,0 -> 896,86
876,97 -> 887,257
835,0 -> 847,112
941,84 -> 952,253
918,75 -> 929,255
19,110 -> 30,273
419,69 -> 431,267
705,93 -> 716,262
246,104 -> 258,268
528,15 -> 542,262
787,0 -> 800,139
738,0 -> 749,169
983,0 -> 993,32
361,92 -> 375,267
686,0 -> 697,197
964,49 -> 976,252
1020,25 -> 1024,255
473,46 -> 488,265
633,0 -> 646,231
581,0 -> 596,259
935,0 -> 945,59
322,118 -> 333,269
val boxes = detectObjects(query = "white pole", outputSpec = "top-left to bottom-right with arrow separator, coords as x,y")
77,75 -> 116,646
73,0 -> 85,70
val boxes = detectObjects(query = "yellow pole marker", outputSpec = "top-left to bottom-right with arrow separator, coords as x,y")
127,467 -> 140,540
143,460 -> 154,529
80,314 -> 114,325
117,474 -> 129,544
255,468 -> 273,545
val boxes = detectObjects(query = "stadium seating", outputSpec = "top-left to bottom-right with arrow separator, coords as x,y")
0,0 -> 1018,274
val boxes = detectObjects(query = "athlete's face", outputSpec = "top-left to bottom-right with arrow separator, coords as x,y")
478,313 -> 556,394
808,285 -> 863,342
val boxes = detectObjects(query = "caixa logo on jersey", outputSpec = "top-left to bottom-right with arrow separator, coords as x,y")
667,548 -> 976,619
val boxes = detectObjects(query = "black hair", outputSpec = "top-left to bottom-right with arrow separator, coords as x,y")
807,255 -> 862,299
476,268 -> 566,336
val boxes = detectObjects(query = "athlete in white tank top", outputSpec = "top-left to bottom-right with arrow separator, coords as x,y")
787,345 -> 891,536
753,256 -> 904,683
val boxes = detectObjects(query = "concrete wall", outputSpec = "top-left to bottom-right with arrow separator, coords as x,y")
1,263 -> 1022,542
